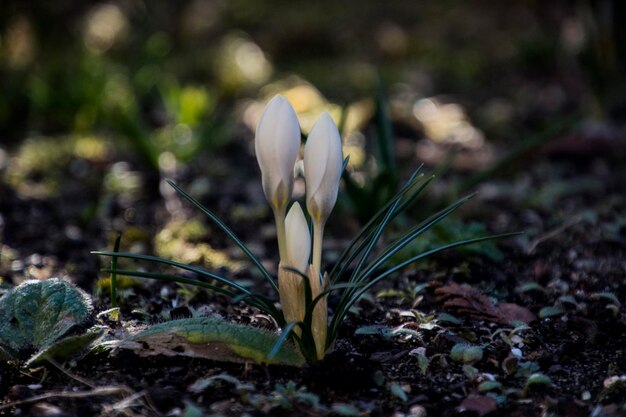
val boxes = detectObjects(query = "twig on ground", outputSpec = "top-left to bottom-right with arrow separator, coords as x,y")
46,357 -> 96,388
526,215 -> 582,255
102,390 -> 160,417
0,386 -> 131,410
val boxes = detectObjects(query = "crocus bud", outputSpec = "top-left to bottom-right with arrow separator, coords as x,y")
279,202 -> 310,330
255,95 -> 301,213
303,112 -> 343,225
285,203 -> 311,273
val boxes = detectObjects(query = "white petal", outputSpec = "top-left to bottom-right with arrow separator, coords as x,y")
303,113 -> 331,197
285,202 -> 311,273
254,95 -> 301,209
304,112 -> 343,221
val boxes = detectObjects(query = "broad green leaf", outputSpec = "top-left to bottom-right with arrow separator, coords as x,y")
0,279 -> 93,355
26,326 -> 105,366
123,317 -> 304,367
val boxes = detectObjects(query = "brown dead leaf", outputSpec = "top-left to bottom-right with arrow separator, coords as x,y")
496,303 -> 537,325
436,283 -> 536,325
458,395 -> 498,416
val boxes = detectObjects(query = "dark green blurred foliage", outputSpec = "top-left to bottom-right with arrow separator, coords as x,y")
0,2 -> 229,169
2,0 -> 625,175
342,86 -> 401,225
575,0 -> 626,118
391,218 -> 504,264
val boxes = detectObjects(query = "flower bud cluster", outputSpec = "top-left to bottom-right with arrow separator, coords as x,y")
254,95 -> 342,359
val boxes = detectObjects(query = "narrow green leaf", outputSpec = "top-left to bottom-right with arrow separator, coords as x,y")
110,234 -> 121,308
328,233 -> 520,343
331,195 -> 471,339
356,194 -> 475,282
103,269 -> 282,321
166,180 -> 278,293
349,194 -> 403,282
268,322 -> 299,360
359,233 -> 521,298
329,166 -> 425,281
93,251 -> 251,295
102,269 -> 237,297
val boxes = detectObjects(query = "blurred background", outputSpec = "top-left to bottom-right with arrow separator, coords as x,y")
0,0 -> 625,287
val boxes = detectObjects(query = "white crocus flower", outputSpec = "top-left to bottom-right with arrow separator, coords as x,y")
254,95 -> 301,260
279,203 -> 310,330
303,112 -> 343,272
284,202 -> 311,274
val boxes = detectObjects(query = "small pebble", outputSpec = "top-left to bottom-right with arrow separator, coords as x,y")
409,405 -> 427,417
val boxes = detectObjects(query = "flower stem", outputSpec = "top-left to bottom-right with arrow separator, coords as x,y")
274,208 -> 287,262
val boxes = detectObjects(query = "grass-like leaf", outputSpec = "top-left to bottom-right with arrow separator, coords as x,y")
110,234 -> 121,308
166,179 -> 279,293
92,251 -> 251,295
100,267 -> 283,322
329,166 -> 427,282
355,194 -> 475,283
268,322 -> 299,360
102,269 -> 237,297
327,232 -> 521,343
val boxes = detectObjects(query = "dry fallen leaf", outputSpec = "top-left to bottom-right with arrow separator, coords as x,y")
458,395 -> 498,416
436,283 -> 536,325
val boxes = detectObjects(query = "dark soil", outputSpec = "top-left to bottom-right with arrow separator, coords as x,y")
0,132 -> 624,417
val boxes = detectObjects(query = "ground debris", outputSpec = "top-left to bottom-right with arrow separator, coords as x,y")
435,283 -> 536,325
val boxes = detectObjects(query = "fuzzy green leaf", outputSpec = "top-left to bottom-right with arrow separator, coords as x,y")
0,279 -> 93,356
26,326 -> 105,366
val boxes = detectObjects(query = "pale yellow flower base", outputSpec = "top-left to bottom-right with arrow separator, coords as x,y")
277,263 -> 305,336
277,263 -> 328,361
308,265 -> 328,361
